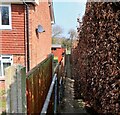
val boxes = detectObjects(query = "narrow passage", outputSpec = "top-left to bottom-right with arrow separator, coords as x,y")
58,54 -> 89,114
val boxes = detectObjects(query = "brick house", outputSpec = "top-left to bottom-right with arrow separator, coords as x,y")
0,0 -> 54,79
51,44 -> 65,63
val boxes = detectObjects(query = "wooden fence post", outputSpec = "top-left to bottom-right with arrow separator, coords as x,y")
5,64 -> 27,114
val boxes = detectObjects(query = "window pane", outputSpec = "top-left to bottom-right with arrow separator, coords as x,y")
3,63 -> 11,75
1,7 -> 9,25
0,61 -> 2,76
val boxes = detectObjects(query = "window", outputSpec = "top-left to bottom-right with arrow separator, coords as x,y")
52,48 -> 56,50
0,4 -> 12,29
0,55 -> 13,77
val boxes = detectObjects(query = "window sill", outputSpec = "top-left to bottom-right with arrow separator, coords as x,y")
0,27 -> 12,30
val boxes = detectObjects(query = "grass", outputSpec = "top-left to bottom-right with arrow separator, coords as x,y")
0,89 -> 5,96
0,88 -> 6,113
0,100 -> 6,108
77,99 -> 85,108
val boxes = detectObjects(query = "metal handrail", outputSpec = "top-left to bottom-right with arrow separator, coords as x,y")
40,59 -> 64,114
40,74 -> 57,114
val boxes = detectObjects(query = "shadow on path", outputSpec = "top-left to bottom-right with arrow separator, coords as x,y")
58,54 -> 89,114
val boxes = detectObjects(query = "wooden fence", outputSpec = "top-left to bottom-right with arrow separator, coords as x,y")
26,55 -> 53,114
41,57 -> 65,114
4,54 -> 64,114
5,65 -> 26,113
4,55 -> 53,114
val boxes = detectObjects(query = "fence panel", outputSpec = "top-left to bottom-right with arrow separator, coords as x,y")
4,54 -> 63,114
5,65 -> 26,114
41,57 -> 65,114
26,55 -> 53,114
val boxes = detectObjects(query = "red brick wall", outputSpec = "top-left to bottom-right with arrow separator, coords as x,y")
13,55 -> 25,66
29,2 -> 52,69
0,2 -> 52,69
52,48 -> 65,62
0,4 -> 25,55
0,80 -> 5,88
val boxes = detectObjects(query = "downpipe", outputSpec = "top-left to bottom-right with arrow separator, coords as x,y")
23,1 -> 30,72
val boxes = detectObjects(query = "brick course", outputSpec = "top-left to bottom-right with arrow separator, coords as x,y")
0,4 -> 25,55
29,2 -> 52,69
13,55 -> 25,66
0,2 -> 52,69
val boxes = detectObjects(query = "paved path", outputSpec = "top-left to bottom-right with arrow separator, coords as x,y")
58,55 -> 89,114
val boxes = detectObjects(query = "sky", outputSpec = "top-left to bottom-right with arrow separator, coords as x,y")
52,1 -> 87,38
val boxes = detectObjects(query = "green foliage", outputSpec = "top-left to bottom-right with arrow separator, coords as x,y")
52,25 -> 76,50
52,37 -> 72,50
0,100 -> 6,108
1,111 -> 6,115
52,37 -> 57,44
0,88 -> 6,113
0,89 -> 5,96
61,39 -> 72,50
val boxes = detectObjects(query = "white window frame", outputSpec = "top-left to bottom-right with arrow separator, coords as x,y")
0,4 -> 12,30
0,55 -> 13,78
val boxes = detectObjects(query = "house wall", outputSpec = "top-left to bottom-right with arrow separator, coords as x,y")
52,48 -> 65,62
0,2 -> 52,70
13,55 -> 25,65
0,4 -> 25,67
0,4 -> 25,55
29,2 -> 52,69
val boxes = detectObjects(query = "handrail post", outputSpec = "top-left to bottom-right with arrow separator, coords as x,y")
54,77 -> 58,113
40,74 -> 57,114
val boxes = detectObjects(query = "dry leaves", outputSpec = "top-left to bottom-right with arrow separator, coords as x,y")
72,2 -> 120,114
